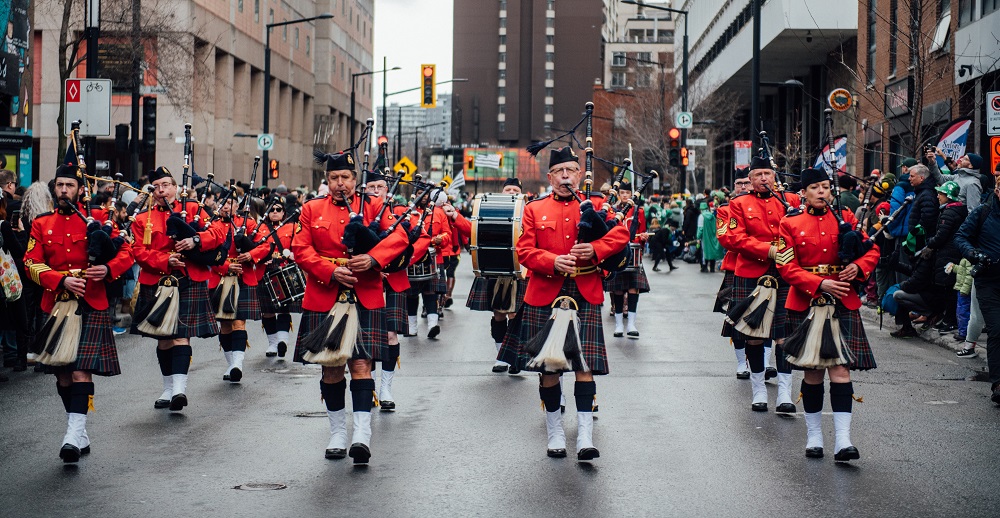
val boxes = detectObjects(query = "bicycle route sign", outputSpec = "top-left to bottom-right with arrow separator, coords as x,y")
64,79 -> 113,136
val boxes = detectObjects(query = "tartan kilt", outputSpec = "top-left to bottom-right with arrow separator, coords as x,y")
218,281 -> 261,321
384,282 -> 409,334
602,268 -> 651,293
785,306 -> 877,371
258,264 -> 303,314
294,302 -> 387,364
44,304 -> 120,377
497,281 -> 609,375
131,279 -> 220,339
406,269 -> 446,296
722,268 -> 788,341
465,276 -> 526,313
718,271 -> 735,336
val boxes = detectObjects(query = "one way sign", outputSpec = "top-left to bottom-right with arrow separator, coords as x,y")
988,90 -> 1000,136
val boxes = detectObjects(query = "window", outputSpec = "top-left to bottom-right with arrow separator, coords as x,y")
283,24 -> 287,41
498,69 -> 506,80
612,51 -> 625,66
546,18 -> 554,28
498,122 -> 506,133
889,0 -> 898,76
547,0 -> 554,9
545,70 -> 554,80
611,71 -> 626,87
545,52 -> 554,62
544,105 -> 554,114
546,35 -> 554,45
499,52 -> 506,63
238,0 -> 243,13
636,73 -> 651,87
866,0 -> 876,84
637,51 -> 652,65
984,0 -> 1000,16
498,87 -> 506,97
269,9 -> 274,25
254,0 -> 259,23
294,28 -> 299,49
498,103 -> 505,114
499,35 -> 506,45
500,18 -> 506,28
500,0 -> 506,9
306,36 -> 310,56
929,12 -> 951,53
545,87 -> 553,97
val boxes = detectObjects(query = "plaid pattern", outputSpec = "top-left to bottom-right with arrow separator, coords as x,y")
785,306 -> 877,371
44,304 -> 120,377
258,263 -> 303,314
384,281 -> 408,333
465,276 -> 526,313
132,279 -> 220,339
226,281 -> 261,321
498,281 -> 609,375
407,267 -> 447,296
722,267 -> 789,341
602,268 -> 650,293
718,271 -> 735,336
294,300 -> 387,364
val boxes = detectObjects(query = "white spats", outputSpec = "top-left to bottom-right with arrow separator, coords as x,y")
265,333 -> 279,355
379,370 -> 395,403
626,312 -> 638,335
833,412 -> 854,452
223,351 -> 233,375
764,345 -> 773,369
407,316 -> 418,336
735,348 -> 748,373
613,313 -> 624,336
576,412 -> 595,451
232,351 -> 245,373
61,413 -> 87,448
159,376 -> 173,401
326,409 -> 348,451
776,373 -> 794,406
805,412 -> 824,449
750,371 -> 767,405
352,411 -> 372,447
171,374 -> 188,397
276,330 -> 291,350
546,410 -> 566,451
427,313 -> 440,337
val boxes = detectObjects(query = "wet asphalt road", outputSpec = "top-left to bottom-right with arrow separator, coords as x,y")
1,254 -> 998,517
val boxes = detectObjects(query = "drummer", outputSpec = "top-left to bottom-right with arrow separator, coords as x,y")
603,180 -> 649,338
405,191 -> 450,339
257,195 -> 300,359
451,177 -> 528,373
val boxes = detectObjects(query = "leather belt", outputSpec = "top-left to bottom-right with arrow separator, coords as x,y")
804,264 -> 844,275
560,265 -> 599,278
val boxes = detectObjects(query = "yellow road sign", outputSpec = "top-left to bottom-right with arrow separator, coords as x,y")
394,157 -> 417,181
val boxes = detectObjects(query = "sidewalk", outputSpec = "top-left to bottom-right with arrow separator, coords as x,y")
859,304 -> 991,372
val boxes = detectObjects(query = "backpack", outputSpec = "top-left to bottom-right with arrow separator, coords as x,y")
881,284 -> 900,315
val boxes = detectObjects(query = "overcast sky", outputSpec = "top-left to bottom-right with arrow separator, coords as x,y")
371,0 -> 455,118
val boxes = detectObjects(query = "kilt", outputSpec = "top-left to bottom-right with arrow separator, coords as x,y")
131,279 -> 220,339
407,267 -> 446,296
466,276 -> 527,313
785,306 -> 877,371
258,264 -> 303,314
602,268 -> 650,293
445,255 -> 460,277
717,271 -> 735,334
384,282 -> 408,333
497,281 -> 609,375
216,281 -> 261,321
44,304 -> 120,377
722,267 -> 788,341
294,302 -> 387,364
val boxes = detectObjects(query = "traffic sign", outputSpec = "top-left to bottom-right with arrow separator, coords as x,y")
734,140 -> 752,168
394,156 -> 417,181
987,91 -> 1000,136
990,136 -> 1000,172
675,111 -> 693,129
686,138 -> 708,147
64,79 -> 112,136
257,133 -> 274,151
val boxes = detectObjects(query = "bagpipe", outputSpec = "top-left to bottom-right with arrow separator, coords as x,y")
820,109 -> 872,265
68,121 -> 126,266
233,157 -> 261,254
758,130 -> 802,216
377,173 -> 440,273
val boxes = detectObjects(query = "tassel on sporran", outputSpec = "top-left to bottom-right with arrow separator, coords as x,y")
727,275 -> 778,338
523,296 -> 589,373
213,275 -> 240,320
302,291 -> 360,367
137,275 -> 181,337
490,277 -> 518,314
35,295 -> 83,367
785,294 -> 856,369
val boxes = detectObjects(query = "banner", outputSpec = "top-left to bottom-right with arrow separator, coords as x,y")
475,153 -> 502,169
934,118 -> 972,169
448,169 -> 465,195
814,135 -> 848,172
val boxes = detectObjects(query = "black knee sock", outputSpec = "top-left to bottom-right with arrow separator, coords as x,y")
490,318 -> 507,343
745,342 -> 765,373
732,338 -> 746,350
829,382 -> 853,413
56,382 -> 72,412
627,293 -> 639,313
539,383 -> 562,413
231,330 -> 248,352
775,344 -> 792,374
382,344 -> 400,372
219,333 -> 233,352
262,316 -> 278,335
320,379 -> 347,412
277,313 -> 292,333
610,293 -> 622,314
69,382 -> 94,415
350,378 -> 376,412
574,380 -> 597,412
422,293 -> 438,315
801,380 -> 824,413
406,295 -> 419,316
172,345 -> 193,375
156,347 -> 173,376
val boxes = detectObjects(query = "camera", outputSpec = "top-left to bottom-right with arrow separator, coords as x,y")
970,250 -> 993,278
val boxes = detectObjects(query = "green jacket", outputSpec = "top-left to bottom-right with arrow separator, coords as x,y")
952,258 -> 973,296
698,210 -> 726,261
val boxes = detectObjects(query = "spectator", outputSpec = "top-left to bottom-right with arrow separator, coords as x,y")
927,149 -> 983,211
906,164 -> 939,250
0,196 -> 26,378
697,201 -> 724,273
0,169 -> 19,225
682,198 -> 699,243
837,173 -> 861,212
952,258 -> 974,351
923,181 -> 968,331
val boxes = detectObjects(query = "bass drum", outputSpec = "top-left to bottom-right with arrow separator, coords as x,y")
471,193 -> 526,278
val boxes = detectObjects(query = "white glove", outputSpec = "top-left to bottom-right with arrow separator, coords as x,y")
282,248 -> 294,261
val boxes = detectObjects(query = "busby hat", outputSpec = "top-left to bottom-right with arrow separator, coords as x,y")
548,146 -> 579,170
748,156 -> 773,171
54,164 -> 82,182
799,168 -> 829,188
618,179 -> 634,191
503,177 -> 522,189
734,167 -> 749,180
149,166 -> 173,183
313,150 -> 356,172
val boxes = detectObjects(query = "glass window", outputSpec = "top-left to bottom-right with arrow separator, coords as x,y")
612,52 -> 625,66
546,52 -> 554,62
500,0 -> 506,10
499,52 -> 506,63
546,35 -> 554,45
545,87 -> 553,97
545,70 -> 554,80
611,72 -> 626,87
637,51 -> 652,65
499,35 -> 506,45
985,0 -> 1000,16
636,73 -> 651,87
254,0 -> 259,23
546,18 -> 554,28
294,28 -> 299,49
306,36 -> 311,56
269,8 -> 274,25
544,105 -> 554,114
498,69 -> 506,80
498,103 -> 505,114
866,0 -> 876,84
500,18 -> 506,28
929,13 -> 951,52
547,0 -> 554,9
498,87 -> 506,97
238,0 -> 243,13
498,122 -> 505,133
283,24 -> 287,41
889,0 -> 898,75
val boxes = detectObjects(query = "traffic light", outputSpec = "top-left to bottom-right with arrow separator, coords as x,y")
668,127 -> 681,167
142,96 -> 157,154
269,159 -> 279,179
115,124 -> 129,154
465,154 -> 475,171
420,64 -> 436,108
681,147 -> 689,167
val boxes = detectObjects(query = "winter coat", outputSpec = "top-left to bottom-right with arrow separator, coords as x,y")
908,180 -> 940,239
925,201 -> 968,287
929,160 -> 984,211
886,177 -> 914,238
952,259 -> 973,296
839,190 -> 861,212
698,209 -> 725,261
682,205 -> 700,241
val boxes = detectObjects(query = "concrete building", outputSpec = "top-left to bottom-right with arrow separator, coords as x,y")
380,94 -> 451,167
29,0 -> 373,189
452,0 -> 605,149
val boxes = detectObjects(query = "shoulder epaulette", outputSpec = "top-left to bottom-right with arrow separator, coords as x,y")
731,192 -> 749,200
35,211 -> 54,219
526,193 -> 551,204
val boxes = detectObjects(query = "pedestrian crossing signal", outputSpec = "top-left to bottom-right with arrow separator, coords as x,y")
681,147 -> 689,167
420,64 -> 436,108
269,159 -> 279,179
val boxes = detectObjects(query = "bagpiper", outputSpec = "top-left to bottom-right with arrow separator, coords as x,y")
405,193 -> 450,338
602,180 -> 649,338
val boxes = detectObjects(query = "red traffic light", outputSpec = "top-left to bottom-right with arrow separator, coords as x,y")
423,66 -> 434,77
668,127 -> 681,139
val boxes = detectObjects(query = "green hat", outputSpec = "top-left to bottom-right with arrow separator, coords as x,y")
935,180 -> 960,201
900,158 -> 918,170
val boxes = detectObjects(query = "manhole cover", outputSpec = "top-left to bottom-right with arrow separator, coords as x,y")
294,411 -> 327,418
234,483 -> 287,491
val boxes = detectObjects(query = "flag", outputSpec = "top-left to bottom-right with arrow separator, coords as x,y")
934,118 -> 972,169
814,135 -> 847,172
448,169 -> 465,196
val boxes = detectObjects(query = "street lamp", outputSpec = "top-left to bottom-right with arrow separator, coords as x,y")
263,13 -> 334,187
351,66 -> 401,148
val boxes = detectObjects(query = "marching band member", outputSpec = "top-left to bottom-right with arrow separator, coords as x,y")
456,177 -> 527,373
257,196 -> 300,359
406,193 -> 450,338
603,180 -> 648,338
717,169 -> 753,378
131,167 -> 228,411
499,147 -> 629,461
724,156 -> 800,413
292,152 -> 408,463
27,164 -> 133,462
775,168 -> 879,461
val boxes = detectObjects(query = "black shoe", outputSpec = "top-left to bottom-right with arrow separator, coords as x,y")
427,325 -> 441,339
669,266 -> 678,271
834,446 -> 860,462
169,393 -> 188,411
652,267 -> 661,272
444,298 -> 454,308
776,403 -> 796,414
153,398 -> 171,409
403,332 -> 416,337
223,372 -> 231,381
613,331 -> 624,338
349,443 -> 371,464
751,402 -> 768,412
508,364 -> 521,375
80,445 -> 91,455
229,367 -> 243,383
60,444 -> 81,463
700,266 -> 708,272
380,400 -> 396,412
736,371 -> 750,380
890,327 -> 919,338
492,363 -> 508,373
577,447 -> 600,461
627,330 -> 639,338
764,367 -> 777,380
34,363 -> 46,373
277,342 -> 287,357
12,359 -> 27,372
547,448 -> 567,458
991,384 -> 1000,405
325,448 -> 346,460
265,351 -> 277,357
805,447 -> 824,458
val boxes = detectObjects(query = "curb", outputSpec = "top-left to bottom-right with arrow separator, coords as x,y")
858,305 -> 973,354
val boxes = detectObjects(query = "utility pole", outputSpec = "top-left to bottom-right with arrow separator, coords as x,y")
84,0 -> 101,173
129,0 -> 141,180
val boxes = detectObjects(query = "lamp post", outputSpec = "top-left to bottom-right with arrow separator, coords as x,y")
85,0 -> 101,173
351,66 -> 400,149
263,13 -> 334,187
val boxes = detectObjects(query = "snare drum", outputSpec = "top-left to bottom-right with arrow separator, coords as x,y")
471,193 -> 526,277
263,262 -> 306,308
624,243 -> 643,272
407,248 -> 437,282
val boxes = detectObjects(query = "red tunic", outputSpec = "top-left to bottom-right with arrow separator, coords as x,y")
131,200 -> 229,285
715,202 -> 738,272
622,206 -> 647,243
775,207 -> 880,311
426,206 -> 452,264
726,190 -> 801,278
208,216 -> 271,288
257,220 -> 298,281
384,205 -> 431,293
